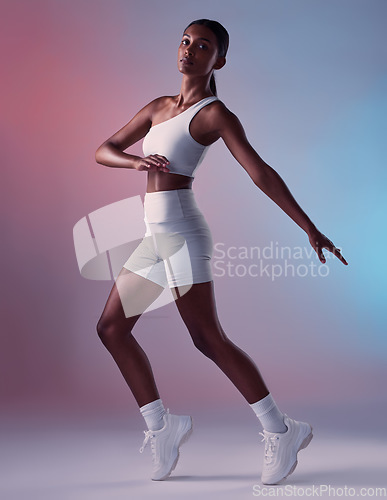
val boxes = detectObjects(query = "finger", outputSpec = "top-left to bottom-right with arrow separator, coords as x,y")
146,158 -> 167,170
142,163 -> 153,170
148,156 -> 170,172
149,155 -> 170,167
332,247 -> 348,266
153,154 -> 170,165
318,249 -> 326,264
314,242 -> 326,264
325,239 -> 349,266
143,162 -> 160,171
324,240 -> 348,266
146,158 -> 162,167
145,161 -> 169,173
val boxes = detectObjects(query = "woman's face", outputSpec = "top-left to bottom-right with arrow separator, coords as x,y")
177,24 -> 224,77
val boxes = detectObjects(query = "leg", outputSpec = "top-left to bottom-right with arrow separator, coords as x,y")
174,280 -> 313,485
96,267 -> 164,407
97,267 -> 193,482
173,280 -> 269,403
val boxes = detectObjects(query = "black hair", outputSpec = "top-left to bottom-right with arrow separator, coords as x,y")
184,19 -> 229,96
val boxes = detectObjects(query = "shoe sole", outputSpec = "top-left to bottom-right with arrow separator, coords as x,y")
274,425 -> 313,485
152,416 -> 193,481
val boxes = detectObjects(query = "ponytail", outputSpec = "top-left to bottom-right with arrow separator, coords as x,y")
210,73 -> 217,96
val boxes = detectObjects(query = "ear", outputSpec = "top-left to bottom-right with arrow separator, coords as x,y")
213,56 -> 226,70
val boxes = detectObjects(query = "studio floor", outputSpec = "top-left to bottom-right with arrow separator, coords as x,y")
2,412 -> 386,500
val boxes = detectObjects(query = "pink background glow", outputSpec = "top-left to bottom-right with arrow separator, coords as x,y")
1,0 -> 386,432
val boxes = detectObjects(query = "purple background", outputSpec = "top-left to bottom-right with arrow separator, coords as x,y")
1,0 -> 386,431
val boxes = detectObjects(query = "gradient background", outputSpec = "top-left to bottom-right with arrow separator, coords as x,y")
1,0 -> 386,437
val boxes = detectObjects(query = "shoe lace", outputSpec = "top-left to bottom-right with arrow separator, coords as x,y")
259,431 -> 279,465
138,409 -> 170,460
139,430 -> 155,455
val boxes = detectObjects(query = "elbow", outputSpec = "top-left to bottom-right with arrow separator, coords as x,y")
251,162 -> 276,192
251,172 -> 261,187
250,170 -> 265,189
95,147 -> 104,165
95,142 -> 110,165
252,171 -> 271,194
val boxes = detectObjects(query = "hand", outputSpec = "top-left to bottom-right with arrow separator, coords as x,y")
308,229 -> 348,266
134,155 -> 170,173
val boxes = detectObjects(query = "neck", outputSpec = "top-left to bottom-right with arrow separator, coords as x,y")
176,75 -> 214,107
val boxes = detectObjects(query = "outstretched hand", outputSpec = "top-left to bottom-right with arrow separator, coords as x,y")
308,229 -> 348,265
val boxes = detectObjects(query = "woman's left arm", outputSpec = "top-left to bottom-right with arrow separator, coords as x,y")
216,106 -> 348,265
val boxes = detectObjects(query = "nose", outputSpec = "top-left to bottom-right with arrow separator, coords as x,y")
184,45 -> 194,56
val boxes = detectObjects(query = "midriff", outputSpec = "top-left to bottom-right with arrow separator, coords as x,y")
146,170 -> 193,193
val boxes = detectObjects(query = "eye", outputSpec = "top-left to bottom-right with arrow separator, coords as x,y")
181,39 -> 189,46
199,44 -> 208,50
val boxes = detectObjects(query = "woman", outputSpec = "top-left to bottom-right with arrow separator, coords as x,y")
95,19 -> 348,485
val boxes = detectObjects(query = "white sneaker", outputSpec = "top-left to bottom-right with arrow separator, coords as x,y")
259,414 -> 313,485
139,409 -> 193,481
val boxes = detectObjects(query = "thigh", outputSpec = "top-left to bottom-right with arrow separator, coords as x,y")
98,267 -> 165,330
123,234 -> 168,289
155,215 -> 214,291
173,280 -> 222,333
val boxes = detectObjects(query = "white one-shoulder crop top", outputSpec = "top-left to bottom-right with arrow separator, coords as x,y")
142,96 -> 219,178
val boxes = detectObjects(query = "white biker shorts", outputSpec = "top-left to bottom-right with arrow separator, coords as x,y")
123,189 -> 213,288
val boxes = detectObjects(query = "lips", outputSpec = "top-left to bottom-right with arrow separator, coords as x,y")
181,57 -> 193,65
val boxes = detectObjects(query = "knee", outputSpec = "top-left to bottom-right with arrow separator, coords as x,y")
190,327 -> 228,360
96,317 -> 123,347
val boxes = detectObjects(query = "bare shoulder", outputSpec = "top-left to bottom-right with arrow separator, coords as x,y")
203,99 -> 241,131
133,95 -> 172,120
195,100 -> 243,145
100,95 -> 175,150
148,95 -> 176,116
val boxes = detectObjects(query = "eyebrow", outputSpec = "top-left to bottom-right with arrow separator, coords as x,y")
182,33 -> 212,44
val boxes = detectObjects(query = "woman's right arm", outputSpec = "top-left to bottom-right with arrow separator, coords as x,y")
95,99 -> 170,172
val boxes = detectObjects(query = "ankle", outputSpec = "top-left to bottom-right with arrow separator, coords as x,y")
140,398 -> 166,431
249,393 -> 287,433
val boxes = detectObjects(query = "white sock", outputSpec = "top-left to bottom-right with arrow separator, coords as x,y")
140,399 -> 166,431
250,393 -> 287,433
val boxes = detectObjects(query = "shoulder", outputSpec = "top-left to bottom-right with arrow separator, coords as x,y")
202,99 -> 243,133
146,95 -> 176,116
202,98 -> 239,124
132,95 -> 174,122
